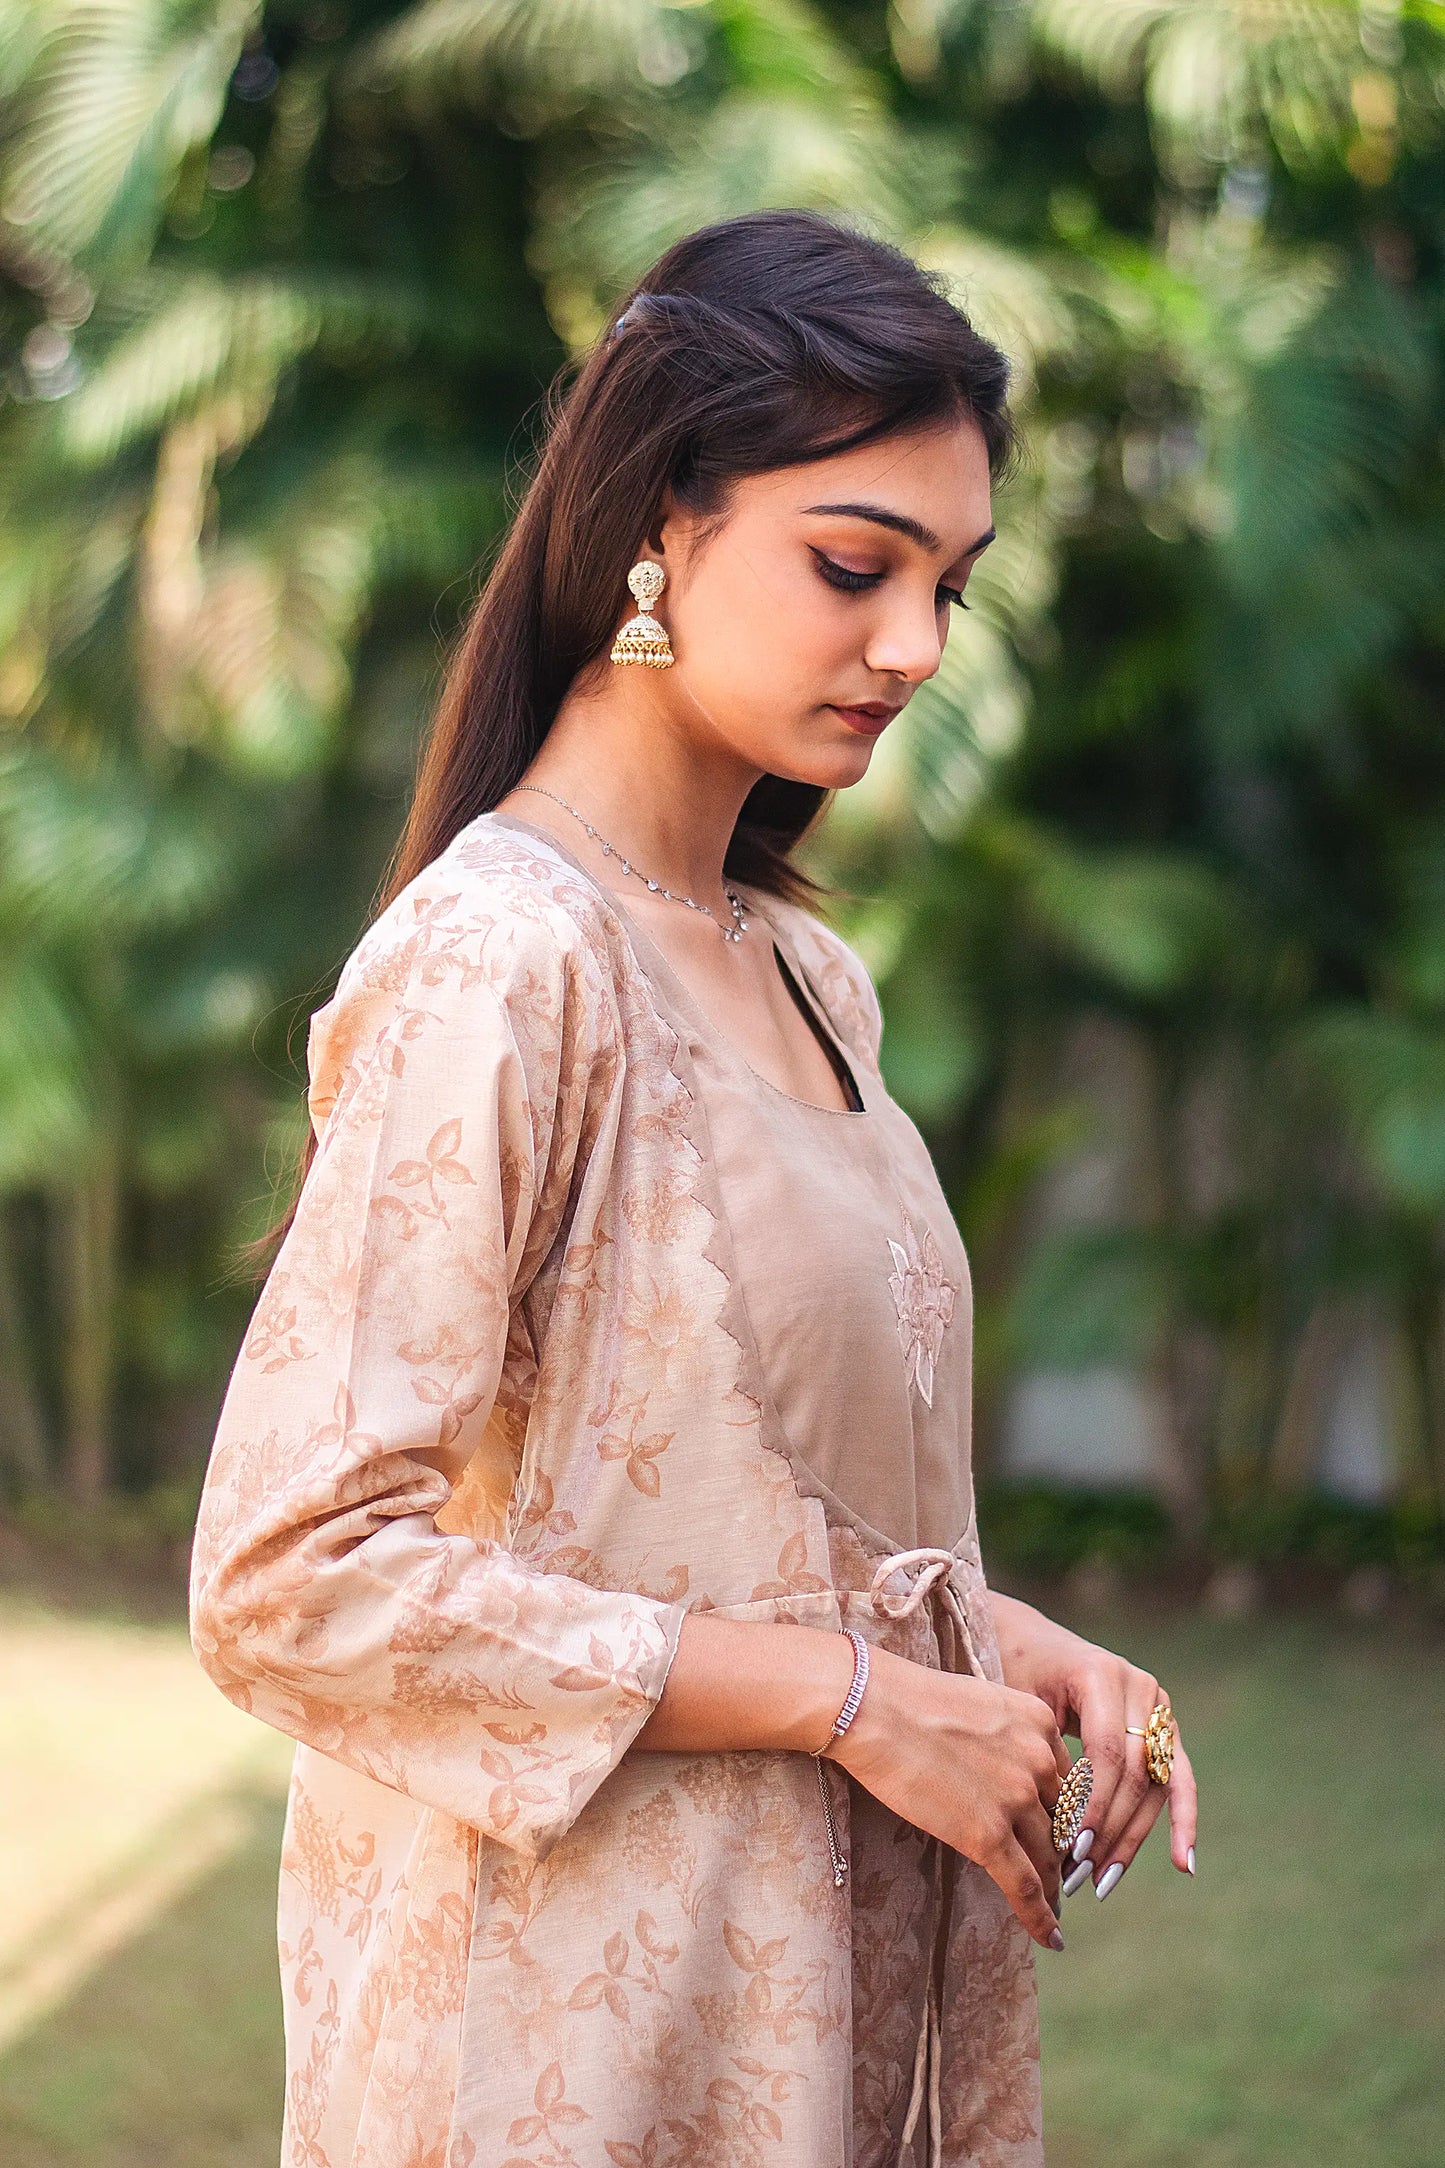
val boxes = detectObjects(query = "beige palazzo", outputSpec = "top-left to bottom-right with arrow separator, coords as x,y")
188,808 -> 1043,2168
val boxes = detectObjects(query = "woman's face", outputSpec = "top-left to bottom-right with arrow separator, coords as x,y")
648,415 -> 995,788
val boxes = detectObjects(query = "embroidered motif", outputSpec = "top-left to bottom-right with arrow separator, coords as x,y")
887,1214 -> 958,1408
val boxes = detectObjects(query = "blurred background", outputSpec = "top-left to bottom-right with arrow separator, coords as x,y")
1,1 -> 1443,2162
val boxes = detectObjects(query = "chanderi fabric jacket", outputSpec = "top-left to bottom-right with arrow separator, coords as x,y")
188,808 -> 1042,2168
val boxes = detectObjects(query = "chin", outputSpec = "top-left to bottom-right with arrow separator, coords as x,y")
749,728 -> 878,793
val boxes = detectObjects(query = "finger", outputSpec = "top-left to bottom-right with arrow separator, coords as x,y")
1028,1707 -> 1067,1812
1071,1673 -> 1129,1860
1089,1773 -> 1166,1896
1088,1676 -> 1160,1867
984,1829 -> 1065,1951
1166,1740 -> 1199,1872
1013,1785 -> 1064,1900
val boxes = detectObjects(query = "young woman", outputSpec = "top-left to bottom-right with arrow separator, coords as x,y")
191,210 -> 1197,2168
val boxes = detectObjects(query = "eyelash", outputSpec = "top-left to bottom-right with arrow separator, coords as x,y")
812,551 -> 970,610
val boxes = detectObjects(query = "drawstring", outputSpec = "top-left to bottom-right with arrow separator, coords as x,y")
815,1548 -> 971,1888
865,1546 -> 970,2167
868,1545 -> 955,1615
869,1545 -> 976,1680
898,1971 -> 930,2156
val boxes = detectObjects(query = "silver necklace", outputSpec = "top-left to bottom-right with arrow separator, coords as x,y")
512,785 -> 750,943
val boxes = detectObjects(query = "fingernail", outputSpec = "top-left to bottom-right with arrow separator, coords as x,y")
1047,1927 -> 1065,1951
1062,1859 -> 1094,1897
1070,1827 -> 1095,1863
1050,1891 -> 1061,1919
1186,1845 -> 1196,1876
1095,1862 -> 1125,1901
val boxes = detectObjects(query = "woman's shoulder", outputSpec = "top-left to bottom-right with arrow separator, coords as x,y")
755,888 -> 884,1068
308,815 -> 633,1108
337,813 -> 629,1010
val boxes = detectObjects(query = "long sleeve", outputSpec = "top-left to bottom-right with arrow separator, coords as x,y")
188,877 -> 689,1861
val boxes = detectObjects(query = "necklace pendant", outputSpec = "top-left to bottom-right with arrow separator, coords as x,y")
511,784 -> 750,944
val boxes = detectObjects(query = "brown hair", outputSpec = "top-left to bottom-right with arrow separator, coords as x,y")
243,210 -> 1014,1273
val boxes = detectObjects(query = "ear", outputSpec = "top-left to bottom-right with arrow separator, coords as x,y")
641,487 -> 683,569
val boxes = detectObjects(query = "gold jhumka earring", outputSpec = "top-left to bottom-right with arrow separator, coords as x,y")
610,559 -> 674,669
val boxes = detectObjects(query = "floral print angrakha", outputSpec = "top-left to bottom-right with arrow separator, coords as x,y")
189,809 -> 1043,2168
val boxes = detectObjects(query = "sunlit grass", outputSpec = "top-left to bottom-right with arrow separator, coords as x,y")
1035,1600 -> 1445,2167
0,1592 -> 1440,2165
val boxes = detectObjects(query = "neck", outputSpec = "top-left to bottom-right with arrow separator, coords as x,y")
516,672 -> 763,899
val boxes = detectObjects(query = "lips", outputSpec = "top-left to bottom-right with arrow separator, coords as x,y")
831,702 -> 902,737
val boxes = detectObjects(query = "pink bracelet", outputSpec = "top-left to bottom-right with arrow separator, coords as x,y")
811,1628 -> 869,1888
810,1627 -> 870,1757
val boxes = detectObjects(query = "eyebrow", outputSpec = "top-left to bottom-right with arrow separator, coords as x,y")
802,501 -> 995,559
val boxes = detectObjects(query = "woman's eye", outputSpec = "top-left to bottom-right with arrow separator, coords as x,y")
812,550 -> 883,593
811,550 -> 970,610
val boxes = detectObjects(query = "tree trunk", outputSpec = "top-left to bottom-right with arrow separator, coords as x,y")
50,1132 -> 123,1505
0,1200 -> 51,1489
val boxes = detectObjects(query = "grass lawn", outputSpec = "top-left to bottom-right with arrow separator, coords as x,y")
0,1590 -> 1440,2165
1033,1598 -> 1445,2168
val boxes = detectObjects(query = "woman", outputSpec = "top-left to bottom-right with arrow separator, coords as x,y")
190,209 -> 1197,2168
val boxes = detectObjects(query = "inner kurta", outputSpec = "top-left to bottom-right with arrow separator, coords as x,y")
188,809 -> 1042,2168
627,883 -> 974,1560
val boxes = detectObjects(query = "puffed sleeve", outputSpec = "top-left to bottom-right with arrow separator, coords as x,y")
188,877 -> 689,1861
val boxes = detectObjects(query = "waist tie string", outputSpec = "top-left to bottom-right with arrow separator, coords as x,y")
869,1546 -> 973,2168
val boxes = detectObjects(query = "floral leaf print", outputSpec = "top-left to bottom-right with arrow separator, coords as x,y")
749,1529 -> 830,1600
388,1115 -> 478,1219
634,1910 -> 679,1963
597,1423 -> 675,1498
243,1287 -> 313,1374
886,1212 -> 959,1409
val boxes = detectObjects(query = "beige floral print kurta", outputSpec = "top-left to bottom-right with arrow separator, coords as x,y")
189,809 -> 1043,2168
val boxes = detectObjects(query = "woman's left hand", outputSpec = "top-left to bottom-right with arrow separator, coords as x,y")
987,1591 -> 1198,1897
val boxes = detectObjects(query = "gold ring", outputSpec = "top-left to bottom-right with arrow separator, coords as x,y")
1051,1754 -> 1094,1854
1143,1702 -> 1175,1786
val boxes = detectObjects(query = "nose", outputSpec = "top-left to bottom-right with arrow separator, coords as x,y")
863,590 -> 945,687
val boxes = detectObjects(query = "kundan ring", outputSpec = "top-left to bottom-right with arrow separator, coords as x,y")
1126,1702 -> 1176,1785
1051,1754 -> 1094,1854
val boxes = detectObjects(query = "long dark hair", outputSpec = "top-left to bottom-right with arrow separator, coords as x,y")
245,210 -> 1015,1273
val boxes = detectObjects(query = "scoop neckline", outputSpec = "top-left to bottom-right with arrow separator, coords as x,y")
483,806 -> 872,1120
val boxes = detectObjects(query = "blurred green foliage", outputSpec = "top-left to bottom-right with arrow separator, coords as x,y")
2,1 -> 1444,1565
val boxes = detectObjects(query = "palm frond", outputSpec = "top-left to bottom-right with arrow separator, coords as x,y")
347,0 -> 682,119
0,739 -> 261,938
896,613 -> 1030,836
533,90 -> 905,341
0,949 -> 96,1184
182,452 -> 499,777
1026,0 -> 1367,177
990,821 -> 1242,997
2,0 -> 258,264
57,273 -> 440,462
1291,1008 -> 1445,1210
1217,267 -> 1434,587
712,0 -> 877,102
916,227 -> 1082,398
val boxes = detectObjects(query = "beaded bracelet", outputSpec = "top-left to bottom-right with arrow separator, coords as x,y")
811,1628 -> 870,1887
810,1627 -> 870,1757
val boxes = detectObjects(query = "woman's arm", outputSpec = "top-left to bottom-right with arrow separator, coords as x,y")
635,1610 -> 1073,1952
988,1589 -> 1199,1891
189,887 -> 689,1864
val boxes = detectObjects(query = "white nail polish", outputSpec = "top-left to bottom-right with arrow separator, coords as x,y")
1095,1861 -> 1125,1901
1070,1826 -> 1095,1863
1062,1859 -> 1093,1898
1186,1845 -> 1196,1876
